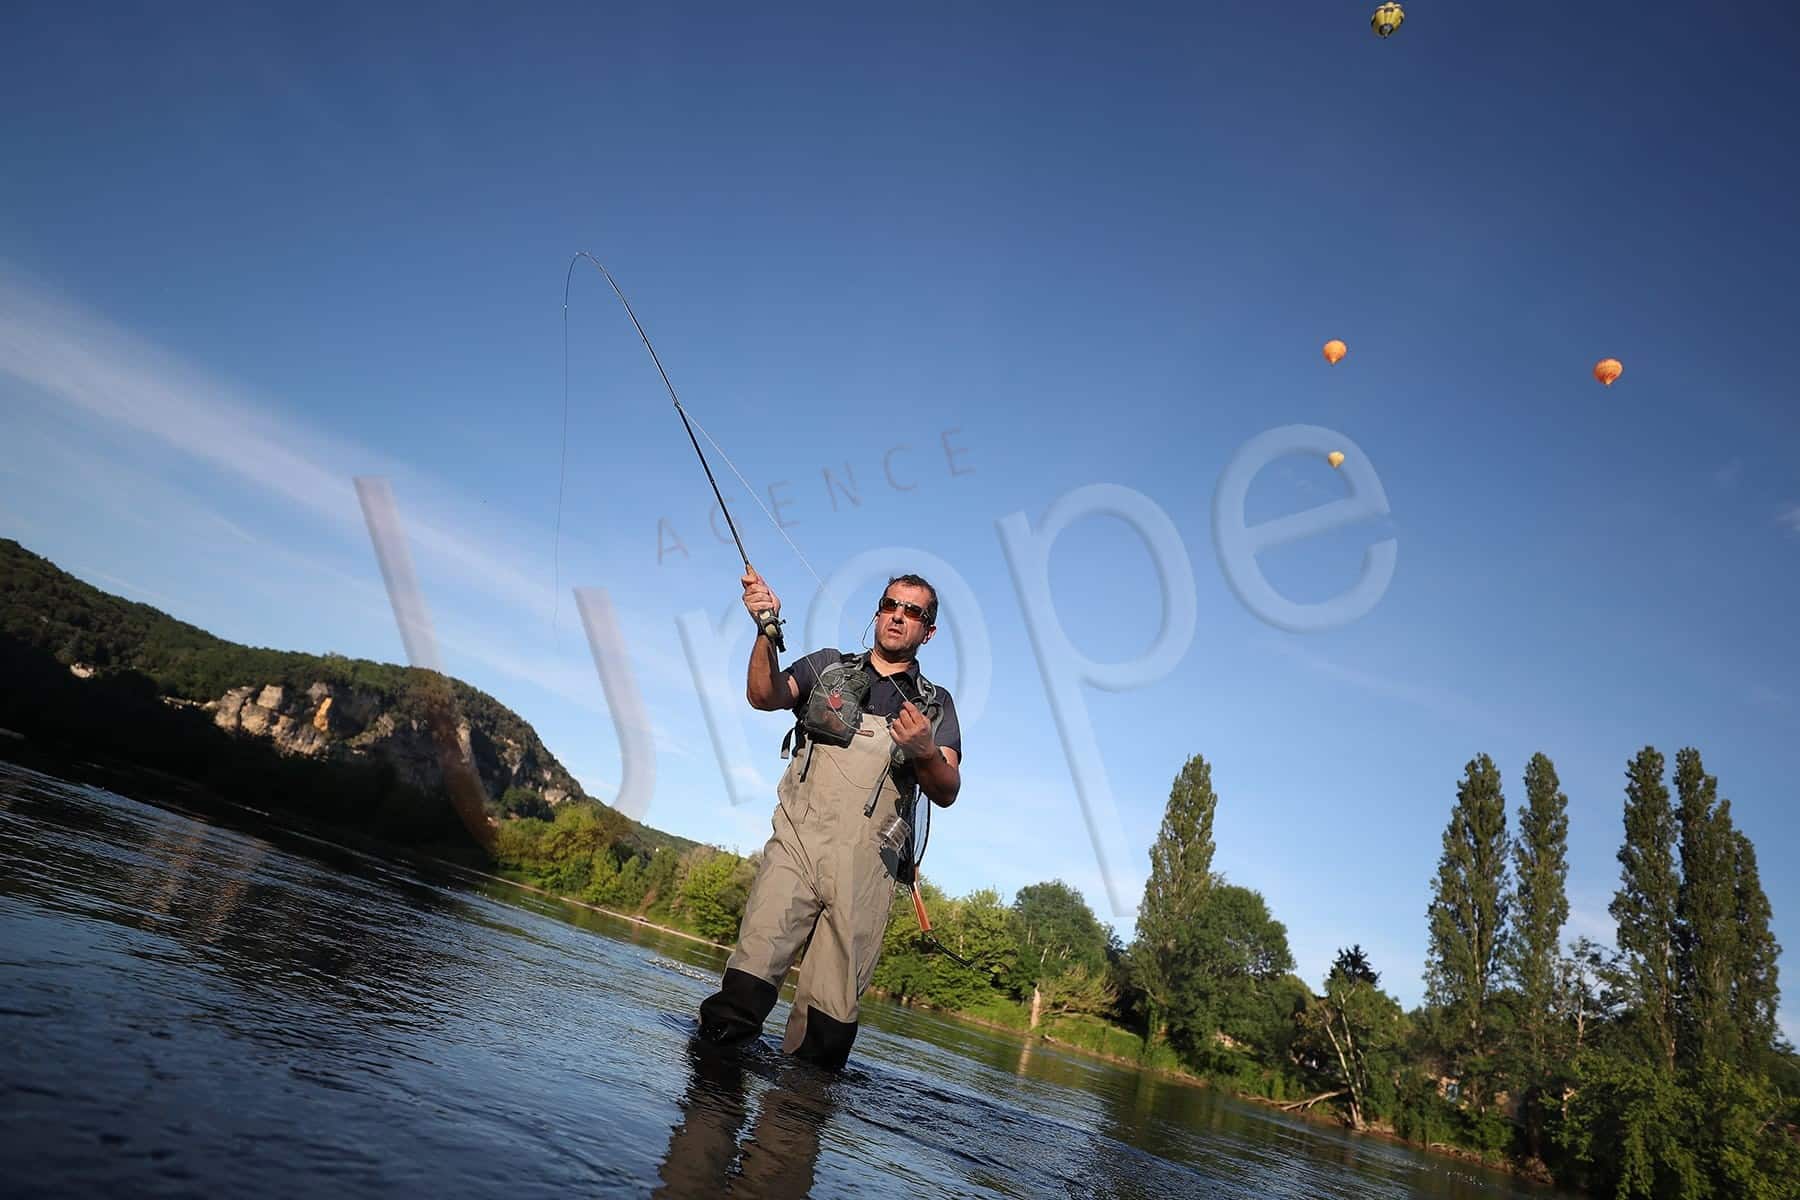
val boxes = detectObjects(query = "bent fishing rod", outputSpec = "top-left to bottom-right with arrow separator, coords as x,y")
559,250 -> 974,970
558,250 -> 797,651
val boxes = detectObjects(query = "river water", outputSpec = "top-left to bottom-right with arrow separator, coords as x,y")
0,761 -> 1577,1198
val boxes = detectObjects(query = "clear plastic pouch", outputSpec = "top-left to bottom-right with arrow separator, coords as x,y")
876,812 -> 911,856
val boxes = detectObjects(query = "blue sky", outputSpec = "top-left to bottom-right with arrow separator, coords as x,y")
5,0 -> 1799,1037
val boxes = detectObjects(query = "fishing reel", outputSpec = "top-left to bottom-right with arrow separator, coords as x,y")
755,608 -> 786,653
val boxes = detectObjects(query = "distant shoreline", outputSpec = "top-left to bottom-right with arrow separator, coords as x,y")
444,863 -> 736,952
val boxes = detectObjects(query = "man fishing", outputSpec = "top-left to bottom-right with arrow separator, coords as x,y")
696,568 -> 963,1070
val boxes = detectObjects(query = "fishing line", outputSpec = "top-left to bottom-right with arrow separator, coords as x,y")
683,406 -> 824,589
554,250 -> 820,641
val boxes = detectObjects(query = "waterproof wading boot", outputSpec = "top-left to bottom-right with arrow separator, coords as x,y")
788,1004 -> 858,1071
696,968 -> 778,1052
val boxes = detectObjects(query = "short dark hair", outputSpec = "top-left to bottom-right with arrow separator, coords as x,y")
885,573 -> 939,625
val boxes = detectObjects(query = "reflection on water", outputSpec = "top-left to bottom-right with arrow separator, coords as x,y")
0,761 -> 1574,1198
654,1045 -> 833,1199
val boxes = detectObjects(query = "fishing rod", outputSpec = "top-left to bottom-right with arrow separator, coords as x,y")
558,251 -> 809,651
558,251 -> 974,969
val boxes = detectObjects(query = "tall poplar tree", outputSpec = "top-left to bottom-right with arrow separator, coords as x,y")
1424,753 -> 1511,1092
1609,746 -> 1680,1072
1673,747 -> 1739,1069
1507,752 -> 1570,1084
1729,828 -> 1782,1069
1133,753 -> 1218,1040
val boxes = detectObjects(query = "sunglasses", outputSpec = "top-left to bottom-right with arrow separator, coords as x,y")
877,596 -> 931,622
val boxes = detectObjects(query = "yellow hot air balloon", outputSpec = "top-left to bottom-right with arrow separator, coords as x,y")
1372,2 -> 1404,37
1594,358 -> 1623,386
1328,451 -> 1346,469
1323,339 -> 1348,365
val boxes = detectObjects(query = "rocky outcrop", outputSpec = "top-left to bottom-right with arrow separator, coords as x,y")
209,679 -> 576,808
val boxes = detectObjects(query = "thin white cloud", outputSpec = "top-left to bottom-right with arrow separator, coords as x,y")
0,268 -> 675,651
1777,504 -> 1800,535
1712,459 -> 1743,489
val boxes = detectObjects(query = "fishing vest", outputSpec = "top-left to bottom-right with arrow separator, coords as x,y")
781,651 -> 944,765
777,652 -> 945,875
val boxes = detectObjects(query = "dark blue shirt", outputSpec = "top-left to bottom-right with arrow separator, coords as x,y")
784,647 -> 963,762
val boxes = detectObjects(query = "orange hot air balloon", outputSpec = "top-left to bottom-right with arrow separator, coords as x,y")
1328,451 -> 1346,469
1323,339 -> 1348,365
1594,358 -> 1623,386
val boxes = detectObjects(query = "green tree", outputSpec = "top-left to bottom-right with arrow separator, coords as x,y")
676,849 -> 749,942
1557,1047 -> 1701,1198
639,847 -> 681,916
492,815 -> 549,872
1034,964 -> 1119,1022
914,887 -> 1021,1009
1673,747 -> 1740,1070
1729,829 -> 1782,1070
581,847 -> 622,907
608,853 -> 648,911
1298,946 -> 1406,1132
1611,746 -> 1681,1073
539,801 -> 622,882
1506,752 -> 1570,1156
1424,753 -> 1511,1102
1013,879 -> 1114,1026
1689,1058 -> 1800,1199
1556,1048 -> 1800,1200
1180,884 -> 1295,1049
1013,880 -> 1111,986
1550,935 -> 1616,1063
498,785 -> 553,820
1133,753 -> 1219,1041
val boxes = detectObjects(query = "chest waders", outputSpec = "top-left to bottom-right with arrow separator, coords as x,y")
697,654 -> 941,1070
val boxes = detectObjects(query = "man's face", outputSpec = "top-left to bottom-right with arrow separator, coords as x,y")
874,583 -> 936,657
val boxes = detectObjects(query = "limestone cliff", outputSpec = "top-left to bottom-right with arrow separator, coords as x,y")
208,680 -> 575,809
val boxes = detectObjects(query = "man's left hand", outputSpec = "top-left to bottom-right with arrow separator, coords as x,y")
891,701 -> 935,760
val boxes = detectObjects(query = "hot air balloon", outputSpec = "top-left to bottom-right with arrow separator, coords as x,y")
1372,2 -> 1404,36
1328,451 -> 1346,469
1594,358 -> 1623,386
1323,339 -> 1347,365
